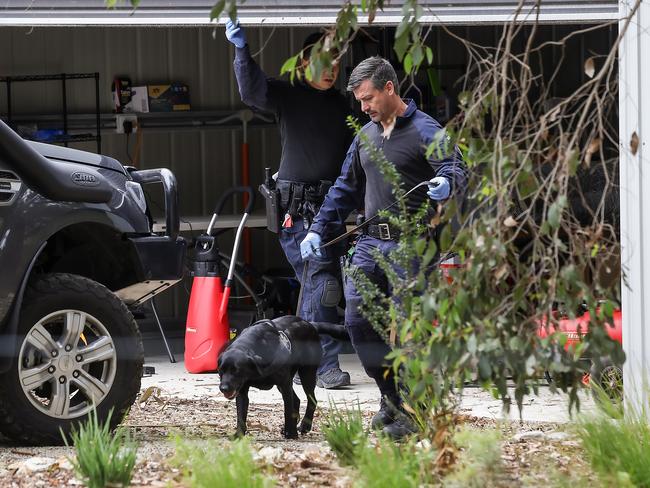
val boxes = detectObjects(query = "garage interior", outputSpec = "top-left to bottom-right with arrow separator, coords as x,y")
0,18 -> 618,348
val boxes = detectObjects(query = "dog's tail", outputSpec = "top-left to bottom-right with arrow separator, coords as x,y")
312,322 -> 350,341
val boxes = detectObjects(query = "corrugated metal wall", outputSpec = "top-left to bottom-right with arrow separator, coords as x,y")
0,26 -> 317,324
0,23 -> 617,325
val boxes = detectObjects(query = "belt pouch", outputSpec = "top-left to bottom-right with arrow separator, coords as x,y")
259,183 -> 281,233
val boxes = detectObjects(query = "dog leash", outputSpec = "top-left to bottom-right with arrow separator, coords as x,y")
318,180 -> 434,250
296,261 -> 309,317
296,180 -> 435,314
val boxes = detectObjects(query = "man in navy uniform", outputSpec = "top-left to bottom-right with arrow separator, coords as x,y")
225,21 -> 352,388
301,56 -> 468,438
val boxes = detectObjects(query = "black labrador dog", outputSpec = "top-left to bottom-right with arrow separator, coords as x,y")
217,315 -> 349,439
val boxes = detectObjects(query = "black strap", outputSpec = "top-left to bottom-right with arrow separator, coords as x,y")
320,180 -> 431,250
254,320 -> 292,375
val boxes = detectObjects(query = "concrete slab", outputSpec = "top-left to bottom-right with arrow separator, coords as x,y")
142,352 -> 597,424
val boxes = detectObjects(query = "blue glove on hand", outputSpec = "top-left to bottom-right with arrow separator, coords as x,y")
427,177 -> 451,201
300,232 -> 323,260
225,19 -> 247,49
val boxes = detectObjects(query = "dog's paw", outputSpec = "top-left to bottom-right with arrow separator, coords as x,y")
281,427 -> 299,439
298,419 -> 313,434
231,429 -> 247,439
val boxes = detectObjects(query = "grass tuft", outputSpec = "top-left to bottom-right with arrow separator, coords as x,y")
171,436 -> 275,488
444,427 -> 503,487
62,408 -> 137,488
355,436 -> 437,488
576,389 -> 650,487
321,401 -> 368,466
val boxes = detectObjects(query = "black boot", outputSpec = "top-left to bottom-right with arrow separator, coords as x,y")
371,397 -> 401,430
382,413 -> 418,440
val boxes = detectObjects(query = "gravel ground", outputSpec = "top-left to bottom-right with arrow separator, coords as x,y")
0,384 -> 597,487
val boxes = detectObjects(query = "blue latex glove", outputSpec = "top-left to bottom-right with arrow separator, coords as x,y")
225,19 -> 247,49
300,232 -> 323,260
427,176 -> 451,201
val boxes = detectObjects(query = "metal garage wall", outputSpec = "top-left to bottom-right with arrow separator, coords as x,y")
0,25 -> 319,323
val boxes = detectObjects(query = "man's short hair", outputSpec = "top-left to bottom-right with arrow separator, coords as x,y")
346,56 -> 398,92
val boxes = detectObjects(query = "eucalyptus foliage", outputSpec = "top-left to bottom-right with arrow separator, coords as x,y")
108,0 -> 633,440
208,0 -> 430,82
343,5 -> 630,433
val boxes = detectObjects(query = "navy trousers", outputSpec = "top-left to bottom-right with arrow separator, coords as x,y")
344,235 -> 401,404
278,217 -> 343,374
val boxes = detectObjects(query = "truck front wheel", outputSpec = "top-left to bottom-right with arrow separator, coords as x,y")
0,273 -> 143,445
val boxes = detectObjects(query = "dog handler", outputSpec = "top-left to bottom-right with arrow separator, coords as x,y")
301,56 -> 468,439
225,20 -> 352,389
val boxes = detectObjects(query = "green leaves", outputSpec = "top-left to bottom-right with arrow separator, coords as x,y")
395,0 -> 431,75
280,54 -> 301,82
209,0 -> 240,22
547,196 -> 568,229
105,0 -> 140,7
403,53 -> 413,75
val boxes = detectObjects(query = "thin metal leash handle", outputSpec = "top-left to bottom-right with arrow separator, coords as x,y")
295,260 -> 309,317
318,180 -> 434,250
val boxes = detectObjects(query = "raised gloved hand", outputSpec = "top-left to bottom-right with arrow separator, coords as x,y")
225,19 -> 247,49
300,232 -> 323,260
427,176 -> 451,201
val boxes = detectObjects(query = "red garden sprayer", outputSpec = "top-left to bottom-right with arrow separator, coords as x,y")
184,186 -> 255,373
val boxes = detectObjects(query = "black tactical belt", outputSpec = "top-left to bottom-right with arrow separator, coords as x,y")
364,223 -> 401,241
276,179 -> 332,208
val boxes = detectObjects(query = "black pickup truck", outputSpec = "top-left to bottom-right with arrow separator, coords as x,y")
0,120 -> 186,444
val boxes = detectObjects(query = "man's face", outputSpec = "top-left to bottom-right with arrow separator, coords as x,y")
305,60 -> 340,91
353,79 -> 393,124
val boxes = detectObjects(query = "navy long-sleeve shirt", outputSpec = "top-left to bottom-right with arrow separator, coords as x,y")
233,45 -> 353,184
310,99 -> 468,241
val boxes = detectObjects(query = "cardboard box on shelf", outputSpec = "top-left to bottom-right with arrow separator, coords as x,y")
112,83 -> 149,113
147,83 -> 191,112
124,86 -> 149,113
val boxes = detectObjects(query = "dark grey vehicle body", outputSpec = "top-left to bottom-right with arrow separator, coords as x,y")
0,120 -> 185,444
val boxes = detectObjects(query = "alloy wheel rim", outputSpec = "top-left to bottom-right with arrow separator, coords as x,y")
18,310 -> 117,419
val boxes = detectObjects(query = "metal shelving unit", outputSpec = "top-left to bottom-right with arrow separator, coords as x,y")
0,72 -> 101,153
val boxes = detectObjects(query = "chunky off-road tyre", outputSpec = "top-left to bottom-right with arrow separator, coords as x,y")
0,273 -> 143,445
